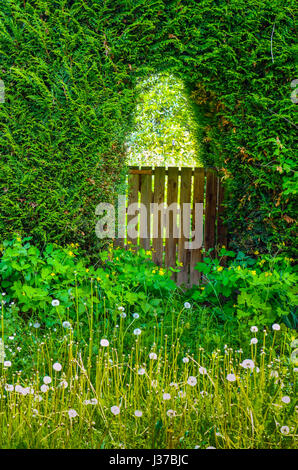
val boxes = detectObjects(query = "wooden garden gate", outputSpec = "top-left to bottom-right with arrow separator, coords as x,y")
115,166 -> 227,286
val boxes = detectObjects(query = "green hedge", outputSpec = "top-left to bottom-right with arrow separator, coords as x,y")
0,0 -> 297,255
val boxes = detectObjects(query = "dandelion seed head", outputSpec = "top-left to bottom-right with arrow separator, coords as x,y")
68,409 -> 78,418
281,396 -> 290,404
226,373 -> 236,382
187,376 -> 197,386
111,405 -> 120,415
163,393 -> 171,400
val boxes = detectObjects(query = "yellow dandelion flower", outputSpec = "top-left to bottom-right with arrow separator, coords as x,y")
254,250 -> 259,255
86,268 -> 89,273
217,266 -> 223,272
251,270 -> 256,275
68,251 -> 74,257
50,273 -> 55,277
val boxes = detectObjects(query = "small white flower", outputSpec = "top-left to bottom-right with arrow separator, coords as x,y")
166,409 -> 176,417
90,398 -> 98,405
133,328 -> 142,336
62,321 -> 71,329
182,357 -> 189,363
83,399 -> 91,405
200,391 -> 208,397
15,385 -> 23,393
272,323 -> 280,331
51,299 -> 60,307
163,393 -> 171,400
178,391 -> 186,398
60,380 -> 68,389
138,368 -> 146,375
33,322 -> 40,329
199,366 -> 207,375
241,359 -> 255,370
281,396 -> 291,404
133,313 -> 139,319
43,376 -> 52,385
100,339 -> 109,347
40,384 -> 49,393
151,380 -> 158,388
118,306 -> 125,312
134,410 -> 142,417
206,446 -> 216,449
5,384 -> 14,392
226,373 -> 236,382
187,376 -> 197,386
53,362 -> 62,372
120,312 -> 126,318
270,370 -> 279,378
149,352 -> 157,360
111,405 -> 120,415
4,361 -> 11,368
184,302 -> 191,309
68,409 -> 78,418
280,426 -> 289,435
250,326 -> 258,333
250,338 -> 258,345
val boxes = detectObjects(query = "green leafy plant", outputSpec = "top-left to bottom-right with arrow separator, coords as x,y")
190,248 -> 297,328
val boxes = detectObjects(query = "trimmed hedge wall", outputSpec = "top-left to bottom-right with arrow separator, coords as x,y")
0,0 -> 297,255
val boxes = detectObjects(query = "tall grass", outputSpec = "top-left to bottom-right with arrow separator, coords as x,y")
0,296 -> 296,449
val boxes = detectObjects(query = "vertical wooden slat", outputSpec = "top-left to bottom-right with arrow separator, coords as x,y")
190,168 -> 205,285
152,167 -> 165,266
139,167 -> 152,250
217,178 -> 228,256
177,167 -> 192,286
127,172 -> 140,247
165,167 -> 179,272
204,169 -> 217,254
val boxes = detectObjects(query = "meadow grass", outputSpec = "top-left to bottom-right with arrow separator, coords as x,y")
0,294 -> 297,449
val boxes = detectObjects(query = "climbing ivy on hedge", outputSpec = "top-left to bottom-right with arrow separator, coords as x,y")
0,0 -> 297,255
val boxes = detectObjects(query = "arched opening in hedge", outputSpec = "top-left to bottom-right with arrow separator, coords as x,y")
125,73 -> 202,168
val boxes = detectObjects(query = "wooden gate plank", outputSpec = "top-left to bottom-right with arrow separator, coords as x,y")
217,178 -> 228,256
177,167 -> 192,285
152,167 -> 165,266
204,169 -> 217,254
165,167 -> 179,271
190,167 -> 205,285
140,167 -> 152,250
127,172 -> 140,247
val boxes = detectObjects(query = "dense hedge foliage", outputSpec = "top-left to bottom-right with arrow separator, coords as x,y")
0,0 -> 297,255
